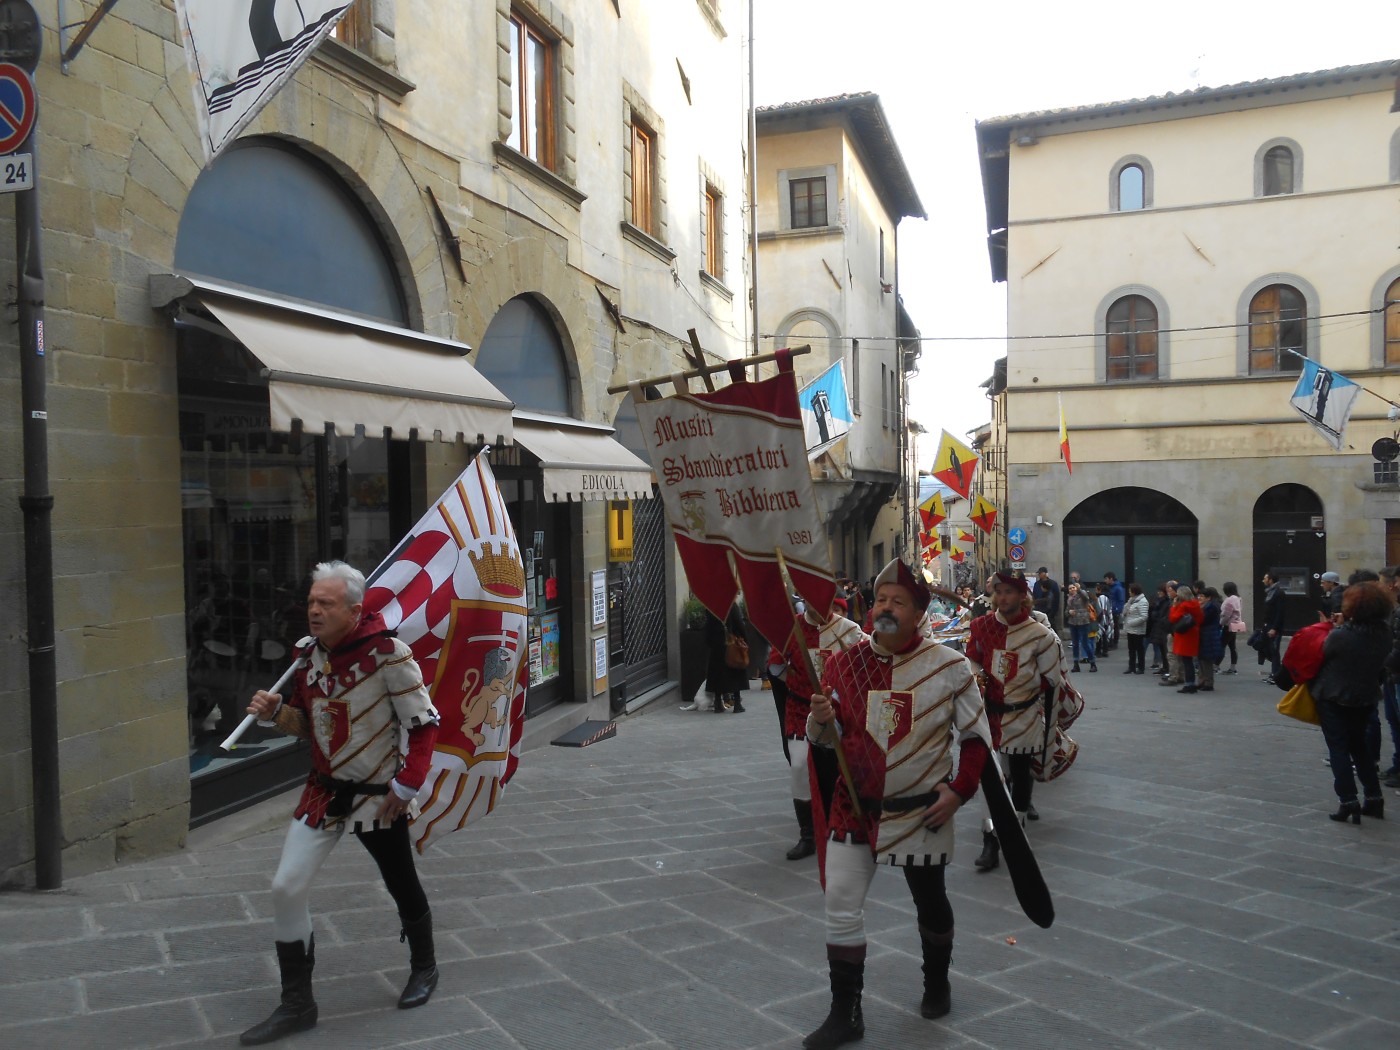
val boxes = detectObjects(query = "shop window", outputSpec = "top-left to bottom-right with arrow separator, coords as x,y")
506,8 -> 557,169
1248,284 -> 1307,374
1105,295 -> 1159,380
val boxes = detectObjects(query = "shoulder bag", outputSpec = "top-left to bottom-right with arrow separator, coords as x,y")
724,633 -> 750,669
1277,681 -> 1320,725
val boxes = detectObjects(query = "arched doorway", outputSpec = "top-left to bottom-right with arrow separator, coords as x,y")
1063,487 -> 1197,589
174,139 -> 413,822
475,296 -> 578,717
1252,484 -> 1325,633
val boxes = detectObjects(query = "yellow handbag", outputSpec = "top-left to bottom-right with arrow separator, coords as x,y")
1276,682 -> 1320,725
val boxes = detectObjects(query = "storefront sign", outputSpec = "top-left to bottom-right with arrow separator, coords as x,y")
607,500 -> 634,562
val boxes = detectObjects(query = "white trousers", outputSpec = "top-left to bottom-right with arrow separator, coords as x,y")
270,818 -> 345,947
788,737 -> 811,801
823,838 -> 877,947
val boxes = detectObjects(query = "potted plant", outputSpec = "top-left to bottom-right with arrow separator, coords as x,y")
678,596 -> 710,704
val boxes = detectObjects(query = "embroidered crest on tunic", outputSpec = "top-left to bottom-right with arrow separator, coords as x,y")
865,690 -> 913,753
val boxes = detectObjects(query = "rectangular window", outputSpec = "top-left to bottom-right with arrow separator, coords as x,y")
507,10 -> 556,169
702,185 -> 723,278
332,3 -> 373,51
880,363 -> 889,430
631,122 -> 655,234
790,176 -> 827,229
850,340 -> 860,414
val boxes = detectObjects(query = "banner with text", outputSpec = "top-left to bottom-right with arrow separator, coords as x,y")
176,1 -> 355,162
633,359 -> 835,649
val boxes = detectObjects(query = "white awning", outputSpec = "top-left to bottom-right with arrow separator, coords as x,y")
512,415 -> 655,502
154,275 -> 515,444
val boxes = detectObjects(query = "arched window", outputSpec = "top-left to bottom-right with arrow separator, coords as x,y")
175,139 -> 406,324
1248,284 -> 1306,374
474,295 -> 573,415
1106,295 -> 1159,380
1118,165 -> 1144,211
1109,155 -> 1153,211
1386,277 -> 1400,367
1255,139 -> 1302,197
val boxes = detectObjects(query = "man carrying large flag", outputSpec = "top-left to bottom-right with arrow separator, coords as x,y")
239,453 -> 528,1045
801,559 -> 994,1047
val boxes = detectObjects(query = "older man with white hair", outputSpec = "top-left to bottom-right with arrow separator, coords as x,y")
240,560 -> 441,1045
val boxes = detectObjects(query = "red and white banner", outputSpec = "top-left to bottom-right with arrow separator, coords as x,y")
176,1 -> 355,162
633,356 -> 835,649
363,454 -> 528,854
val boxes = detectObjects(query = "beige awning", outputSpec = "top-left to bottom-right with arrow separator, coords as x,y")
153,275 -> 514,444
513,415 -> 655,501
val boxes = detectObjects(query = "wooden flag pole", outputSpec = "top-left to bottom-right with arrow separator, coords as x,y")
608,344 -> 811,394
774,548 -> 863,822
219,660 -> 299,752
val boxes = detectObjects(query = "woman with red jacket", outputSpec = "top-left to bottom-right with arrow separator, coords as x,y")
1168,585 -> 1204,694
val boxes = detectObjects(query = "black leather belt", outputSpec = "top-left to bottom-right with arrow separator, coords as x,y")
859,780 -> 951,814
317,773 -> 389,821
987,696 -> 1040,714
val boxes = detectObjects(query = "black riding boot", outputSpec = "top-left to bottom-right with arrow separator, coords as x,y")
240,936 -> 317,1045
803,954 -> 865,1049
398,910 -> 440,1009
787,799 -> 817,860
973,831 -> 999,872
919,926 -> 954,1019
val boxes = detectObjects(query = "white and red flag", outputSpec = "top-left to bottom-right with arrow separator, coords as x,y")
633,353 -> 836,649
363,453 -> 528,853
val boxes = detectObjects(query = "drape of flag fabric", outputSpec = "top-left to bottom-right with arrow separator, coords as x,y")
956,528 -> 976,545
969,494 -> 999,535
931,431 -> 979,499
362,453 -> 528,854
918,492 -> 947,530
633,354 -> 836,651
176,1 -> 355,162
1058,395 -> 1072,474
798,360 -> 854,453
1289,358 -> 1361,451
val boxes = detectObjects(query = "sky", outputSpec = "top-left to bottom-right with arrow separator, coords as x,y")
751,0 -> 1396,452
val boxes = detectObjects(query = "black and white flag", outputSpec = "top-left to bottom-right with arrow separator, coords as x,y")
176,1 -> 356,163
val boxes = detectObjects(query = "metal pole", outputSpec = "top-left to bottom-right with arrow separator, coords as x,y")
16,113 -> 60,887
747,0 -> 759,358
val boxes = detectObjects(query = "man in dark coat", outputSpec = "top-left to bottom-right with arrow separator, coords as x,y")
1032,568 -> 1061,631
1262,572 -> 1287,683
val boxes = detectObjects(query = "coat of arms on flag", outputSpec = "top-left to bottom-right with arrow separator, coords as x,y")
1289,358 -> 1361,451
931,431 -> 979,499
798,360 -> 854,453
363,454 -> 528,853
176,1 -> 357,162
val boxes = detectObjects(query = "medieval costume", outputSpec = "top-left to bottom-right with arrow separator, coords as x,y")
242,588 -> 440,1046
771,604 -> 866,859
802,560 -> 993,1049
964,572 -> 1081,873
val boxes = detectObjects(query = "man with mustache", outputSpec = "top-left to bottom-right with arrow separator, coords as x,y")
965,572 -> 1080,873
801,559 -> 994,1048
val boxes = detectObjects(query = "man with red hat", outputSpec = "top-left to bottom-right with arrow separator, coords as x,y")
964,572 -> 1081,873
769,596 -> 865,860
801,558 -> 994,1048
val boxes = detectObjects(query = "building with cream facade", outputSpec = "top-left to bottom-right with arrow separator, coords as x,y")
755,93 -> 924,583
976,60 -> 1400,628
1,0 -> 751,884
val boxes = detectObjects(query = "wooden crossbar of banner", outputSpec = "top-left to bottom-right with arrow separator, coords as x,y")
607,344 -> 811,394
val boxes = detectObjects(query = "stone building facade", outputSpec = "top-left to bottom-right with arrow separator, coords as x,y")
976,61 -> 1400,626
1,1 -> 751,884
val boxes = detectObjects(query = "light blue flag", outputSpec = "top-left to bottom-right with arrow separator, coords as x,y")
798,361 -> 853,452
1289,358 -> 1360,451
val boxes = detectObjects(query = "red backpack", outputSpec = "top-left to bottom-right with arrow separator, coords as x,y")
1281,620 -> 1334,683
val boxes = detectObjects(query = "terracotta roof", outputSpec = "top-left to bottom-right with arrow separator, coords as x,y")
757,92 -> 925,220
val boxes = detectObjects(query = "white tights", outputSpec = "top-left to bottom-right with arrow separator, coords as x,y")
788,737 -> 811,801
823,838 -> 877,947
269,819 -> 345,947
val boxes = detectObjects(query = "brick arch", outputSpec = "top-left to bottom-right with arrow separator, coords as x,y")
462,237 -> 594,420
122,76 -> 449,337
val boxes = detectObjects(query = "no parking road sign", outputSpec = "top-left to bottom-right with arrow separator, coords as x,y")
1008,544 -> 1026,563
0,60 -> 34,153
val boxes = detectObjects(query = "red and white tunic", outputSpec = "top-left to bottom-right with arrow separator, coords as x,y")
965,610 -> 1081,755
287,612 -> 439,832
808,629 -> 993,866
780,609 -> 866,738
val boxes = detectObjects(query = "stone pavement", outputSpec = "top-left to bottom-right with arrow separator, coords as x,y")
4,654 -> 1400,1050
